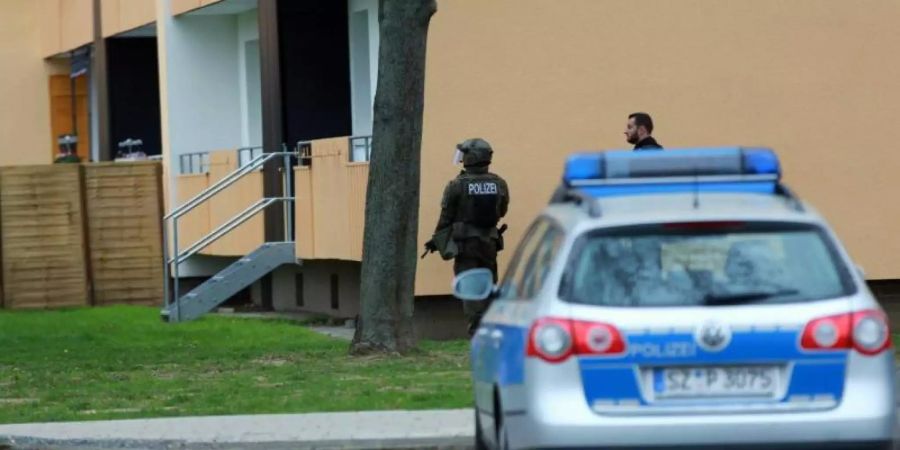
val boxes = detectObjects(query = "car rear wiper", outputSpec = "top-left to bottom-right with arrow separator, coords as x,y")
703,289 -> 800,306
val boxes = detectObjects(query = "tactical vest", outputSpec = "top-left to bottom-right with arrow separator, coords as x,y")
459,177 -> 501,229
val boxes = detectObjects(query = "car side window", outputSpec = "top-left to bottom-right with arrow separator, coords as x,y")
498,219 -> 549,299
520,225 -> 564,299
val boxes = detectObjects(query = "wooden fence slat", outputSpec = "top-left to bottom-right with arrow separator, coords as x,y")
0,165 -> 90,309
84,162 -> 164,306
0,162 -> 164,310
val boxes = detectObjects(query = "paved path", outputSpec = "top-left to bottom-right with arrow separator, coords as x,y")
2,369 -> 897,449
0,409 -> 473,450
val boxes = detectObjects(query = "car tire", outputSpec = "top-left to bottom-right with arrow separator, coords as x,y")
475,410 -> 489,450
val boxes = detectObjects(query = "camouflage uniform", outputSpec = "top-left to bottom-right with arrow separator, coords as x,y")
432,138 -> 509,336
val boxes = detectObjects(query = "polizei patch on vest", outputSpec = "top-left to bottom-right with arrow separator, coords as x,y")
468,182 -> 499,195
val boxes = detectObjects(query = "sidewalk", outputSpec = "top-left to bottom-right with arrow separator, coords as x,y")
0,409 -> 474,450
1,369 -> 895,450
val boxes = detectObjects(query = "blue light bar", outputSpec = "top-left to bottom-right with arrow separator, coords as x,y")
561,147 -> 781,197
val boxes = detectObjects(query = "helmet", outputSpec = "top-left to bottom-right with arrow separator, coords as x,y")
458,138 -> 493,167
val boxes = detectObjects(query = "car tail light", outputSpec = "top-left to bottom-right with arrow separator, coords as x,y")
572,320 -> 626,356
526,318 -> 573,363
801,310 -> 891,355
852,310 -> 891,355
527,317 -> 625,363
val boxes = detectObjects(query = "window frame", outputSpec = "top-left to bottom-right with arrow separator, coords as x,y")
498,216 -> 565,301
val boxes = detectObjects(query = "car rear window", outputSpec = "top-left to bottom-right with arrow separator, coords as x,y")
559,222 -> 856,307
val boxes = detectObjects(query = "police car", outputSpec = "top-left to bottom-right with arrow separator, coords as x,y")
453,147 -> 896,450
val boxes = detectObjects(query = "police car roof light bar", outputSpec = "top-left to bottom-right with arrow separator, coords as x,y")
562,147 -> 782,198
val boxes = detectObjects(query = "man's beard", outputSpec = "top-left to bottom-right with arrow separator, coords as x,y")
626,133 -> 639,144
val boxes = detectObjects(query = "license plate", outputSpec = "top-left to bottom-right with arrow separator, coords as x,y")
653,365 -> 778,398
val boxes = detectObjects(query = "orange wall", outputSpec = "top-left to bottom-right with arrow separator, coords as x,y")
173,149 -> 264,257
171,0 -> 223,16
174,173 -> 210,254
152,0 -> 900,296
0,1 -> 63,166
60,0 -> 93,52
293,139 -> 368,262
413,0 -> 900,293
36,0 -> 153,55
37,0 -> 93,57
102,0 -> 155,37
206,151 -> 264,256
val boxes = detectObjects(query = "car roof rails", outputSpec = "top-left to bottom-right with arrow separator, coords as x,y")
774,183 -> 805,212
549,183 -> 602,218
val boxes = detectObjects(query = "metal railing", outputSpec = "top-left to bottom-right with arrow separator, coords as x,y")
237,146 -> 264,168
180,151 -> 210,174
349,135 -> 372,162
296,141 -> 312,166
163,150 -> 296,322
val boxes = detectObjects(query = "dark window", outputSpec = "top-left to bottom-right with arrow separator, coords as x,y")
106,37 -> 162,158
277,0 -> 352,143
497,218 -> 563,300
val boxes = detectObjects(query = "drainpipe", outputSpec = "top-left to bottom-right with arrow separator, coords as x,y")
258,0 -> 286,310
92,0 -> 111,161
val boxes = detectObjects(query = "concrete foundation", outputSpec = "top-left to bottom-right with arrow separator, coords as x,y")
247,261 -> 468,340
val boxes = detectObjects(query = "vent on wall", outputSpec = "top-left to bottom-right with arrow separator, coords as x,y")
295,273 -> 304,307
330,274 -> 339,310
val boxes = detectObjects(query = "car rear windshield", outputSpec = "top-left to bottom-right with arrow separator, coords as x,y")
559,222 -> 857,307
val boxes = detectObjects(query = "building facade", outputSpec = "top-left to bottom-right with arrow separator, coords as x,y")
2,0 -> 900,333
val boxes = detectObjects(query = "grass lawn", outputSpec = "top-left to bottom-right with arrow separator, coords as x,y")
0,306 -> 472,424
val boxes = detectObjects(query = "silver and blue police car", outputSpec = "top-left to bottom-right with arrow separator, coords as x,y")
453,147 -> 895,450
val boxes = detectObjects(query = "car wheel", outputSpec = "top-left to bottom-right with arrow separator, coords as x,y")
475,410 -> 488,450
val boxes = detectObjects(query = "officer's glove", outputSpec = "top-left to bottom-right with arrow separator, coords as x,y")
421,240 -> 437,259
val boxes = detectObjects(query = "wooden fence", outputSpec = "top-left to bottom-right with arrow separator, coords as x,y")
0,161 -> 163,309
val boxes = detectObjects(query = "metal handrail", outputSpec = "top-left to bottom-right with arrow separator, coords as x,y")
296,141 -> 312,166
166,151 -> 287,220
163,149 -> 296,322
170,197 -> 292,266
237,146 -> 264,168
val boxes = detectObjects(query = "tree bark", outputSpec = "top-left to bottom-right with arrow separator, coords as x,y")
351,0 -> 438,355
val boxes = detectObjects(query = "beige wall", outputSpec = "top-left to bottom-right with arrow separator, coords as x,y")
175,173 -> 211,253
102,0 -> 155,37
293,139 -> 368,262
206,151 -> 264,255
410,0 -> 900,293
171,0 -> 223,16
37,0 -> 93,57
37,0 -> 154,54
167,0 -> 900,298
173,149 -> 264,257
0,1 -> 63,167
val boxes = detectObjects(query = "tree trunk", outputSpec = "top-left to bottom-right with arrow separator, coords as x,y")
351,0 -> 438,355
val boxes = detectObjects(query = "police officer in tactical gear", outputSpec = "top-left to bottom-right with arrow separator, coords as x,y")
424,138 -> 509,337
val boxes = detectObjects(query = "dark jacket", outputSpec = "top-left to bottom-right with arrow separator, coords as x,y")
634,136 -> 663,150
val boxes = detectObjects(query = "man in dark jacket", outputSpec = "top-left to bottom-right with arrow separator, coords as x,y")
425,138 -> 509,336
625,112 -> 663,150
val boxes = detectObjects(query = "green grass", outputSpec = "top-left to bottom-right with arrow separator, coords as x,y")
0,306 -> 472,424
